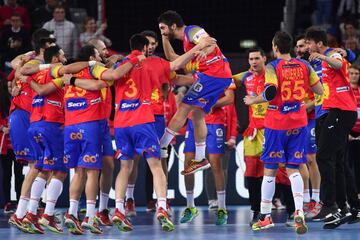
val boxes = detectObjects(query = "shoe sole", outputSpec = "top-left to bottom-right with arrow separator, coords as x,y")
113,218 -> 133,232
294,216 -> 308,234
252,223 -> 275,231
64,220 -> 83,235
180,211 -> 199,224
22,221 -> 44,234
39,219 -> 63,234
181,163 -> 211,175
95,216 -> 113,226
158,216 -> 174,232
324,214 -> 352,229
9,219 -> 30,233
81,224 -> 103,234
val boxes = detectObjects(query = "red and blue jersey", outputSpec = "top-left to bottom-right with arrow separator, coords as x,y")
264,58 -> 320,130
234,70 -> 268,129
114,51 -> 156,128
146,56 -> 176,115
183,25 -> 232,78
52,64 -> 108,126
321,48 -> 357,111
30,67 -> 64,124
10,59 -> 44,113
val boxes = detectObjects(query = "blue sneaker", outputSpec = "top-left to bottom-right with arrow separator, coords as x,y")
180,207 -> 199,223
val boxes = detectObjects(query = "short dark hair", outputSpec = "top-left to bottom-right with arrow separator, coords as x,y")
295,34 -> 305,43
141,30 -> 158,42
129,33 -> 149,51
53,5 -> 65,13
247,47 -> 266,57
78,45 -> 96,61
44,45 -> 61,63
305,27 -> 328,46
32,28 -> 55,54
158,10 -> 184,27
273,31 -> 293,54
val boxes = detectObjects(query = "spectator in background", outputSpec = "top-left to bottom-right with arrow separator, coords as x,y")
0,13 -> 31,74
348,65 -> 360,200
79,17 -> 112,47
43,5 -> 78,59
326,26 -> 342,48
345,37 -> 360,57
315,0 -> 332,26
31,0 -> 61,30
0,77 -> 24,214
0,0 -> 31,32
341,19 -> 360,42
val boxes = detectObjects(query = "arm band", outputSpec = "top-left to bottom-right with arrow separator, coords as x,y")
261,85 -> 277,101
70,77 -> 77,86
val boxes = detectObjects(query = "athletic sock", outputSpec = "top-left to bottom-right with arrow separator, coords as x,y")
99,191 -> 109,212
289,172 -> 304,211
28,177 -> 47,214
44,178 -> 63,216
195,142 -> 206,161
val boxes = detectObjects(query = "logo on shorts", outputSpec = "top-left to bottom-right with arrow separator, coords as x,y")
193,82 -> 203,93
216,128 -> 224,137
294,151 -> 303,159
119,99 -> 140,112
115,149 -> 122,160
83,154 -> 97,163
44,157 -> 54,165
310,128 -> 315,137
286,129 -> 300,136
32,95 -> 45,107
70,132 -> 83,140
66,98 -> 88,111
63,155 -> 70,164
269,151 -> 283,158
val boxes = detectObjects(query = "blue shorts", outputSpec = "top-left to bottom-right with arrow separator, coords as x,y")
182,73 -> 232,114
305,119 -> 316,154
100,119 -> 114,157
27,121 -> 67,173
114,123 -> 160,160
8,109 -> 35,162
64,121 -> 102,169
261,127 -> 307,166
184,120 -> 225,154
154,115 -> 165,139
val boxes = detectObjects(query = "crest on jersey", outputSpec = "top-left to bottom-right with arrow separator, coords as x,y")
216,128 -> 224,137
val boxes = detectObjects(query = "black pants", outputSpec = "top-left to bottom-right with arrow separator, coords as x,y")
0,150 -> 24,203
347,131 -> 360,194
316,109 -> 357,208
246,177 -> 262,212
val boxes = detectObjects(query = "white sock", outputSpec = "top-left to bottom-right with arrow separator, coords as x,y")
312,189 -> 320,202
195,142 -> 206,161
260,176 -> 276,215
86,200 -> 96,219
186,191 -> 195,208
289,172 -> 304,211
126,184 -> 135,200
160,128 -> 176,148
99,191 -> 109,212
69,199 -> 79,218
44,178 -> 63,216
28,177 -> 47,214
157,197 -> 167,210
15,196 -> 29,218
304,189 -> 310,203
116,199 -> 125,214
217,191 -> 226,209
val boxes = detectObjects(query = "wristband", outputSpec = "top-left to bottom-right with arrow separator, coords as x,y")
88,60 -> 97,67
39,64 -> 51,71
129,57 -> 139,66
70,77 -> 77,86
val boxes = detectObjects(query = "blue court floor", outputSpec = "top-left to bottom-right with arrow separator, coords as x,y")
0,206 -> 359,240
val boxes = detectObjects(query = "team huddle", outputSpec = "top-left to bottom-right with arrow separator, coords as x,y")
4,9 -> 359,236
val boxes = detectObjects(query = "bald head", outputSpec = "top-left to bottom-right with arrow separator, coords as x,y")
88,38 -> 108,60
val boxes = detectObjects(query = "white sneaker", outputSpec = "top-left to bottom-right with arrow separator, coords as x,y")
208,200 -> 218,210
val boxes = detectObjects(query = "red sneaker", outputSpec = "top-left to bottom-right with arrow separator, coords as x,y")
294,210 -> 308,234
64,212 -> 84,235
166,200 -> 173,217
23,212 -> 44,234
96,209 -> 113,226
304,201 -> 315,216
181,159 -> 211,175
157,207 -> 174,231
125,198 -> 136,217
8,213 -> 27,232
252,215 -> 275,231
112,208 -> 133,232
39,214 -> 63,233
81,216 -> 103,234
4,202 -> 14,214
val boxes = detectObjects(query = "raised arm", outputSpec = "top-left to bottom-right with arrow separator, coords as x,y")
62,74 -> 108,90
101,55 -> 145,81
